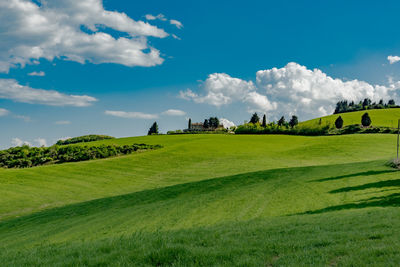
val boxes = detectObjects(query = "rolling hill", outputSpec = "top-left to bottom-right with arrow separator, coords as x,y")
0,134 -> 399,266
300,108 -> 400,128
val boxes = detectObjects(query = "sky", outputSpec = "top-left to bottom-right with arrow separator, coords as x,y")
2,0 -> 400,148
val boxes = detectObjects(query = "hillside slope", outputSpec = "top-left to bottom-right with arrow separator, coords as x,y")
300,108 -> 400,128
0,134 -> 399,266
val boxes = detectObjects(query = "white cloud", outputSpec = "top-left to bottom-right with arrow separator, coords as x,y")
179,73 -> 275,112
145,14 -> 167,21
55,120 -> 71,125
35,138 -> 47,147
11,137 -> 31,147
220,118 -> 235,128
28,71 -> 45,76
181,62 -> 400,120
0,79 -> 97,106
170,19 -> 183,29
0,0 -> 170,73
388,55 -> 400,64
162,109 -> 186,116
172,34 -> 181,40
0,108 -> 9,116
105,110 -> 158,119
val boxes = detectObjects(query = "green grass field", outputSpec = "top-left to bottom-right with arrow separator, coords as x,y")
1,134 -> 400,266
300,108 -> 400,128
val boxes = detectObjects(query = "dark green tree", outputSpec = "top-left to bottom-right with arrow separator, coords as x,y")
249,113 -> 260,124
208,117 -> 219,128
388,99 -> 396,106
262,114 -> 267,127
277,116 -> 285,126
147,122 -> 159,135
318,118 -> 322,125
203,119 -> 209,129
289,115 -> 298,128
335,116 -> 343,129
188,118 -> 192,130
361,112 -> 371,127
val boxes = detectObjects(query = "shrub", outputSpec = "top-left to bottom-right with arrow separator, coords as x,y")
0,143 -> 162,169
335,116 -> 343,129
361,112 -> 372,127
56,135 -> 114,145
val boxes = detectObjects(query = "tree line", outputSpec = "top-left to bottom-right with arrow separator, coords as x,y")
334,98 -> 397,114
0,143 -> 161,168
56,135 -> 115,145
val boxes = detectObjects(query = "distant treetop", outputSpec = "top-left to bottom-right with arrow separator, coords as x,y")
334,98 -> 398,114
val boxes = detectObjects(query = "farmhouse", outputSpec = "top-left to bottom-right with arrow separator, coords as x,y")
186,122 -> 225,132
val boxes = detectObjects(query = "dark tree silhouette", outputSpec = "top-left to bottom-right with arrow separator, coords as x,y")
203,119 -> 209,128
250,113 -> 260,124
148,122 -> 159,135
278,116 -> 285,126
335,116 -> 343,129
361,113 -> 372,127
188,118 -> 192,130
262,114 -> 267,127
289,115 -> 298,128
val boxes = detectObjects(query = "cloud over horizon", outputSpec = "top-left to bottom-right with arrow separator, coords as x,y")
0,79 -> 97,107
105,110 -> 158,119
180,62 -> 400,120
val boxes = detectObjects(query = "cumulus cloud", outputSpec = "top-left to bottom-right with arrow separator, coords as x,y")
0,108 -> 10,116
28,71 -> 45,76
170,19 -> 183,29
0,79 -> 97,106
34,138 -> 47,147
181,62 -> 400,120
55,120 -> 71,125
0,0 -> 170,73
220,118 -> 235,129
162,109 -> 186,116
11,137 -> 31,147
179,73 -> 275,113
105,110 -> 158,119
388,55 -> 400,64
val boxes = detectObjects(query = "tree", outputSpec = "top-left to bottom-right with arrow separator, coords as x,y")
208,117 -> 219,128
335,116 -> 343,129
361,112 -> 371,127
379,99 -> 384,105
188,118 -> 192,130
262,114 -> 267,127
289,115 -> 298,128
250,113 -> 260,124
147,122 -> 159,135
318,118 -> 322,125
362,98 -> 371,108
277,116 -> 285,126
203,119 -> 209,129
388,99 -> 396,106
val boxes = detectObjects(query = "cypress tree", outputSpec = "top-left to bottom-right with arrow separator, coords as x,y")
278,116 -> 285,126
147,122 -> 159,135
203,119 -> 209,129
335,116 -> 343,129
262,114 -> 267,127
188,118 -> 192,130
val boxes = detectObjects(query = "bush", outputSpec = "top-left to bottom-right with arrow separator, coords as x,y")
0,143 -> 162,169
335,116 -> 343,129
361,112 -> 372,127
234,123 -> 329,136
56,135 -> 114,145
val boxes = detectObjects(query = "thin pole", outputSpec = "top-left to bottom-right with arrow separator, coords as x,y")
397,119 -> 400,162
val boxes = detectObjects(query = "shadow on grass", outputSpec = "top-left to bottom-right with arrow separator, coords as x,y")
0,159 -> 394,230
329,179 -> 400,193
301,193 -> 400,215
312,170 -> 397,183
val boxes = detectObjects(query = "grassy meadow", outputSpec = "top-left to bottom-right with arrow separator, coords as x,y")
300,108 -> 400,128
0,134 -> 400,265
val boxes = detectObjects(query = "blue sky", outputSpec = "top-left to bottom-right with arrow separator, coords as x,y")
1,0 -> 400,148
